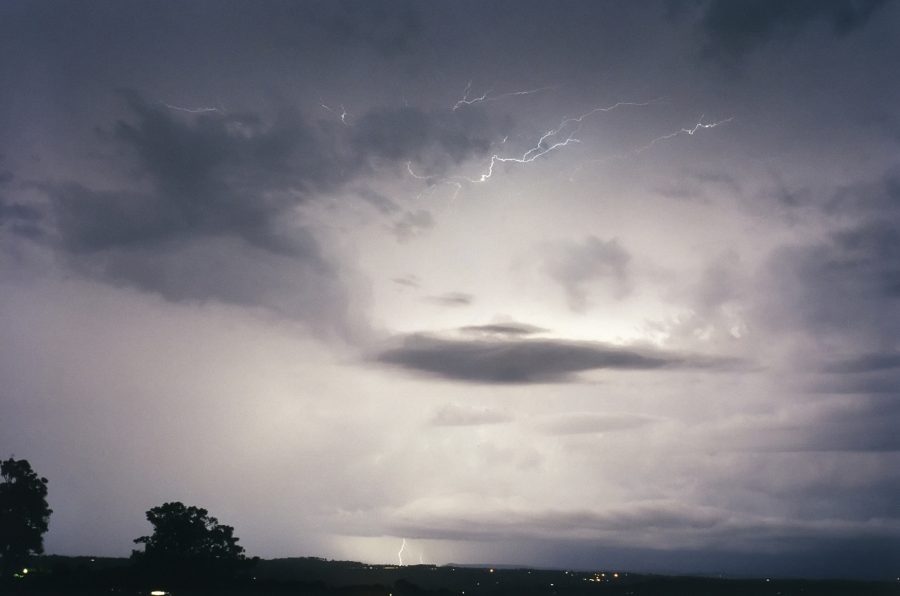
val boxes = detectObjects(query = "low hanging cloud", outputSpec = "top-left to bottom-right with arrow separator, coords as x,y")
384,497 -> 900,551
373,332 -> 737,384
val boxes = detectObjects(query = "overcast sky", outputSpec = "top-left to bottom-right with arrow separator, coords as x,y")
2,0 -> 899,580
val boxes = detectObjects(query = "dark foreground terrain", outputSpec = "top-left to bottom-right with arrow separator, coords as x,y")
4,555 -> 898,596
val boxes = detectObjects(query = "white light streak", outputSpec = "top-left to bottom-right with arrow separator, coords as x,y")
631,116 -> 733,155
465,100 -> 657,183
575,116 -> 734,173
398,538 -> 408,566
453,81 -> 555,111
406,162 -> 464,200
320,102 -> 349,125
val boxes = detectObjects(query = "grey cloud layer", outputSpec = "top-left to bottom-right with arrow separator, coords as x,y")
16,91 -> 498,331
374,333 -> 737,384
2,0 -> 899,580
697,0 -> 888,59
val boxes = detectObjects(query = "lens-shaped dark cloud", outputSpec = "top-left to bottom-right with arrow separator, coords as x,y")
374,333 -> 738,384
459,322 -> 548,337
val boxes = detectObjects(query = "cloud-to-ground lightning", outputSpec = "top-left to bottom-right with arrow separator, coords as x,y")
452,81 -> 556,111
397,538 -> 408,566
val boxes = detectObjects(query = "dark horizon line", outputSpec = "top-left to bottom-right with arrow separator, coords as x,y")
30,552 -> 899,584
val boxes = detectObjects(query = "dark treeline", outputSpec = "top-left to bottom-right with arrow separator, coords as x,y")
2,458 -> 898,595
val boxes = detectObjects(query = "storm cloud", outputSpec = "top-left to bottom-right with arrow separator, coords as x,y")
2,0 -> 900,581
374,333 -> 735,384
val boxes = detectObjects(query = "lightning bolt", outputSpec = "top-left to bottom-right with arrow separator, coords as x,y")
409,93 -> 730,195
320,102 -> 349,125
406,162 -> 464,200
464,99 -> 658,183
630,116 -> 733,155
453,81 -> 555,111
398,538 -> 408,566
574,116 -> 734,173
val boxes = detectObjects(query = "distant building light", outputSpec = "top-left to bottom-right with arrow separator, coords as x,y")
21,568 -> 28,574
150,591 -> 169,595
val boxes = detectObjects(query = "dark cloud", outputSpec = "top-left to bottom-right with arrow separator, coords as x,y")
323,0 -> 422,57
724,399 -> 900,454
0,195 -> 42,239
374,334 -> 735,384
542,236 -> 631,312
763,221 -> 900,344
392,501 -> 729,543
392,274 -> 420,289
42,92 -> 492,256
698,0 -> 887,59
22,90 -> 496,330
350,106 -> 494,173
49,90 -> 336,256
459,322 -> 548,337
426,292 -> 474,307
824,352 -> 900,374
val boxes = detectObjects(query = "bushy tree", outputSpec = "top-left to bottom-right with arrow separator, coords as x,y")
132,501 -> 253,585
0,458 -> 52,576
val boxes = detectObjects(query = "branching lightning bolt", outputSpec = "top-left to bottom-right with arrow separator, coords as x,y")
409,91 -> 730,196
452,81 -> 555,111
464,99 -> 658,183
397,538 -> 408,566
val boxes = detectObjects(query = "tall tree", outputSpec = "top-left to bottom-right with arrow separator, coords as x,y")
132,502 -> 253,585
0,458 -> 52,576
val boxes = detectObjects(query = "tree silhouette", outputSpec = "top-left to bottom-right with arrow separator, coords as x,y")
0,457 -> 52,577
132,501 -> 253,585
